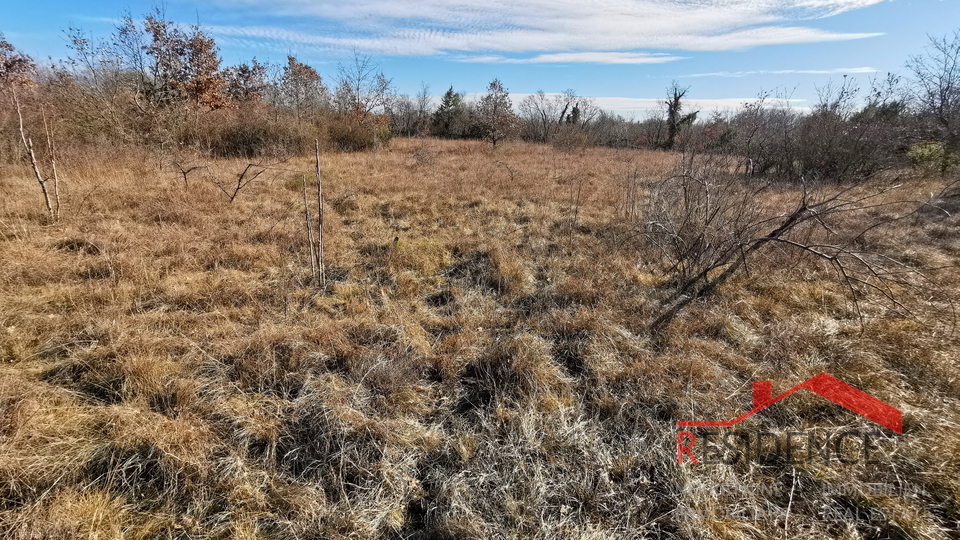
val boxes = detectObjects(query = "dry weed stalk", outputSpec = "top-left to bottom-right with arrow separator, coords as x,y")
302,173 -> 318,280
315,139 -> 325,287
616,165 -> 644,223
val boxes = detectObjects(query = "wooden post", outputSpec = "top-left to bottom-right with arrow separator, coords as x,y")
315,140 -> 325,287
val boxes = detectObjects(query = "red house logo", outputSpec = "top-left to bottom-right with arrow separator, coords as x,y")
678,372 -> 902,434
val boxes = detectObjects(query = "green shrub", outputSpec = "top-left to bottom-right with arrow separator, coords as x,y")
908,141 -> 956,175
375,123 -> 393,146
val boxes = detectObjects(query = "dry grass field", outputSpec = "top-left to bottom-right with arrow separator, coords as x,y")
1,137 -> 959,539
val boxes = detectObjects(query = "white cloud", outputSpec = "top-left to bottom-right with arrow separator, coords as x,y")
208,0 -> 887,58
687,67 -> 879,77
459,52 -> 687,64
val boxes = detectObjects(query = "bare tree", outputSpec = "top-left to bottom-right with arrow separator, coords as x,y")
908,29 -> 960,170
518,89 -> 598,144
476,78 -> 517,147
385,94 -> 417,136
223,58 -> 268,104
334,52 -> 392,122
415,82 -> 432,135
280,56 -> 327,121
3,38 -> 60,221
661,81 -> 698,151
60,25 -> 150,144
111,14 -> 150,98
386,83 -> 435,137
518,91 -> 553,143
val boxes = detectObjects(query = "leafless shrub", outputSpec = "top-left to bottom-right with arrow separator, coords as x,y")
412,144 -> 435,167
208,162 -> 270,203
493,160 -> 517,183
644,155 -> 768,291
639,153 -> 949,337
908,29 -> 960,162
327,117 -> 385,152
205,114 -> 312,159
728,82 -> 904,184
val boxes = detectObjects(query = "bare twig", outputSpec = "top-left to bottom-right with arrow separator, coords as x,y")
784,468 -> 797,539
494,160 -> 517,183
170,159 -> 205,189
41,103 -> 61,221
210,162 -> 269,203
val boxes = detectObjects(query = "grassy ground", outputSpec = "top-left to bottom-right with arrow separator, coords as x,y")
1,137 -> 958,539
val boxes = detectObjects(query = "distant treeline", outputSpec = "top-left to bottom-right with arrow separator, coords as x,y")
1,11 -> 958,183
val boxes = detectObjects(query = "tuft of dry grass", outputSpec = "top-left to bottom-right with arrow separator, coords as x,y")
0,137 -> 958,538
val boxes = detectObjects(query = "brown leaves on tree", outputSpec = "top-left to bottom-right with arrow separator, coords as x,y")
143,16 -> 228,109
0,34 -> 35,88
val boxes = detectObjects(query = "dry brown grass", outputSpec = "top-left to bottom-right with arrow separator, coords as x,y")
1,137 -> 958,539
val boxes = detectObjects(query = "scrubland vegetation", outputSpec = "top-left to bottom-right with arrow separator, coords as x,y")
2,15 -> 960,540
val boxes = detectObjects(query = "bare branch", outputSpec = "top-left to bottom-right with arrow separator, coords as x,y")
13,87 -> 56,222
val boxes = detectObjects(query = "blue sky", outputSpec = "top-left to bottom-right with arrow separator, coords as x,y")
3,0 -> 959,116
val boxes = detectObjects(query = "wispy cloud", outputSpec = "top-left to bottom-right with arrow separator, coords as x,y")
459,52 -> 687,64
208,0 -> 886,59
687,67 -> 879,77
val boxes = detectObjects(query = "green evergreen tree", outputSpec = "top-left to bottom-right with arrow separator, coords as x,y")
432,86 -> 464,138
